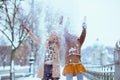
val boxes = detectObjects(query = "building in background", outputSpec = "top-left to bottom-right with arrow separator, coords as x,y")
0,40 -> 31,67
82,38 -> 114,65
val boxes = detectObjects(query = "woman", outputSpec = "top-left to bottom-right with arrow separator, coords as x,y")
21,17 -> 63,80
37,31 -> 61,80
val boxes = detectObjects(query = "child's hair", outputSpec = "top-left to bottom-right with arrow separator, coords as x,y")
65,32 -> 78,43
46,32 -> 61,48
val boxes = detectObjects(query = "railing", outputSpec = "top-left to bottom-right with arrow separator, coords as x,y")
85,63 -> 116,80
0,66 -> 30,80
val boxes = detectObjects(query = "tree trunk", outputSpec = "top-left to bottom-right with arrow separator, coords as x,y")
10,50 -> 15,80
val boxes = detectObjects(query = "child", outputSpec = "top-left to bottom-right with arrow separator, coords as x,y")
63,17 -> 87,80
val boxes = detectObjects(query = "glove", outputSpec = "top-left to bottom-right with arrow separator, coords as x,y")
21,24 -> 30,32
59,16 -> 63,25
82,16 -> 87,29
82,22 -> 87,29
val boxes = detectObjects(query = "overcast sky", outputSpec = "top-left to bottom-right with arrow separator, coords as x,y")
41,0 -> 120,48
1,0 -> 120,48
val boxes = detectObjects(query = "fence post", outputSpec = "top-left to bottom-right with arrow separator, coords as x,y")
114,40 -> 120,80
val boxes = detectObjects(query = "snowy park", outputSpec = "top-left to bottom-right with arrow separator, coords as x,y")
0,0 -> 120,80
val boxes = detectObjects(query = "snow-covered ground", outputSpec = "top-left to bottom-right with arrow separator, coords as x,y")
17,76 -> 89,80
0,65 -> 90,80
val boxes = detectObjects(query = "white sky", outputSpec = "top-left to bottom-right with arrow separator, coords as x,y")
40,0 -> 120,48
1,0 -> 120,48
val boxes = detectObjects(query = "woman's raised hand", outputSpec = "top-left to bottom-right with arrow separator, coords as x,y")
21,24 -> 30,32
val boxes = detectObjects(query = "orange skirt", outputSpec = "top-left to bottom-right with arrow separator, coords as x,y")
62,64 -> 86,76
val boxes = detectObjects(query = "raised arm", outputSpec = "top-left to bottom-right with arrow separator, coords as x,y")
59,16 -> 63,25
64,17 -> 71,39
21,25 -> 40,44
78,16 -> 87,46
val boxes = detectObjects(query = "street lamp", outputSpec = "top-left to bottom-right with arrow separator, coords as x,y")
29,0 -> 35,77
29,52 -> 35,77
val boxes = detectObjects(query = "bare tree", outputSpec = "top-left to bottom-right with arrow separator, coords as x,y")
0,0 -> 34,80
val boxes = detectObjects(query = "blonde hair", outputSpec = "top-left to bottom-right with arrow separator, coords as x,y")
46,32 -> 61,48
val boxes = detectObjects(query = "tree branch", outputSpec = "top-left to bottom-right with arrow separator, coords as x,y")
0,29 -> 16,49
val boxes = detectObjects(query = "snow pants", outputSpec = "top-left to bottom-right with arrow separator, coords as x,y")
42,64 -> 59,80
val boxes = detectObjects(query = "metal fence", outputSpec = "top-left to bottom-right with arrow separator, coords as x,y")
85,63 -> 115,80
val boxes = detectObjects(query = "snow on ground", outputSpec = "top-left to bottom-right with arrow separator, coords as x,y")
17,76 -> 89,80
16,66 -> 89,80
